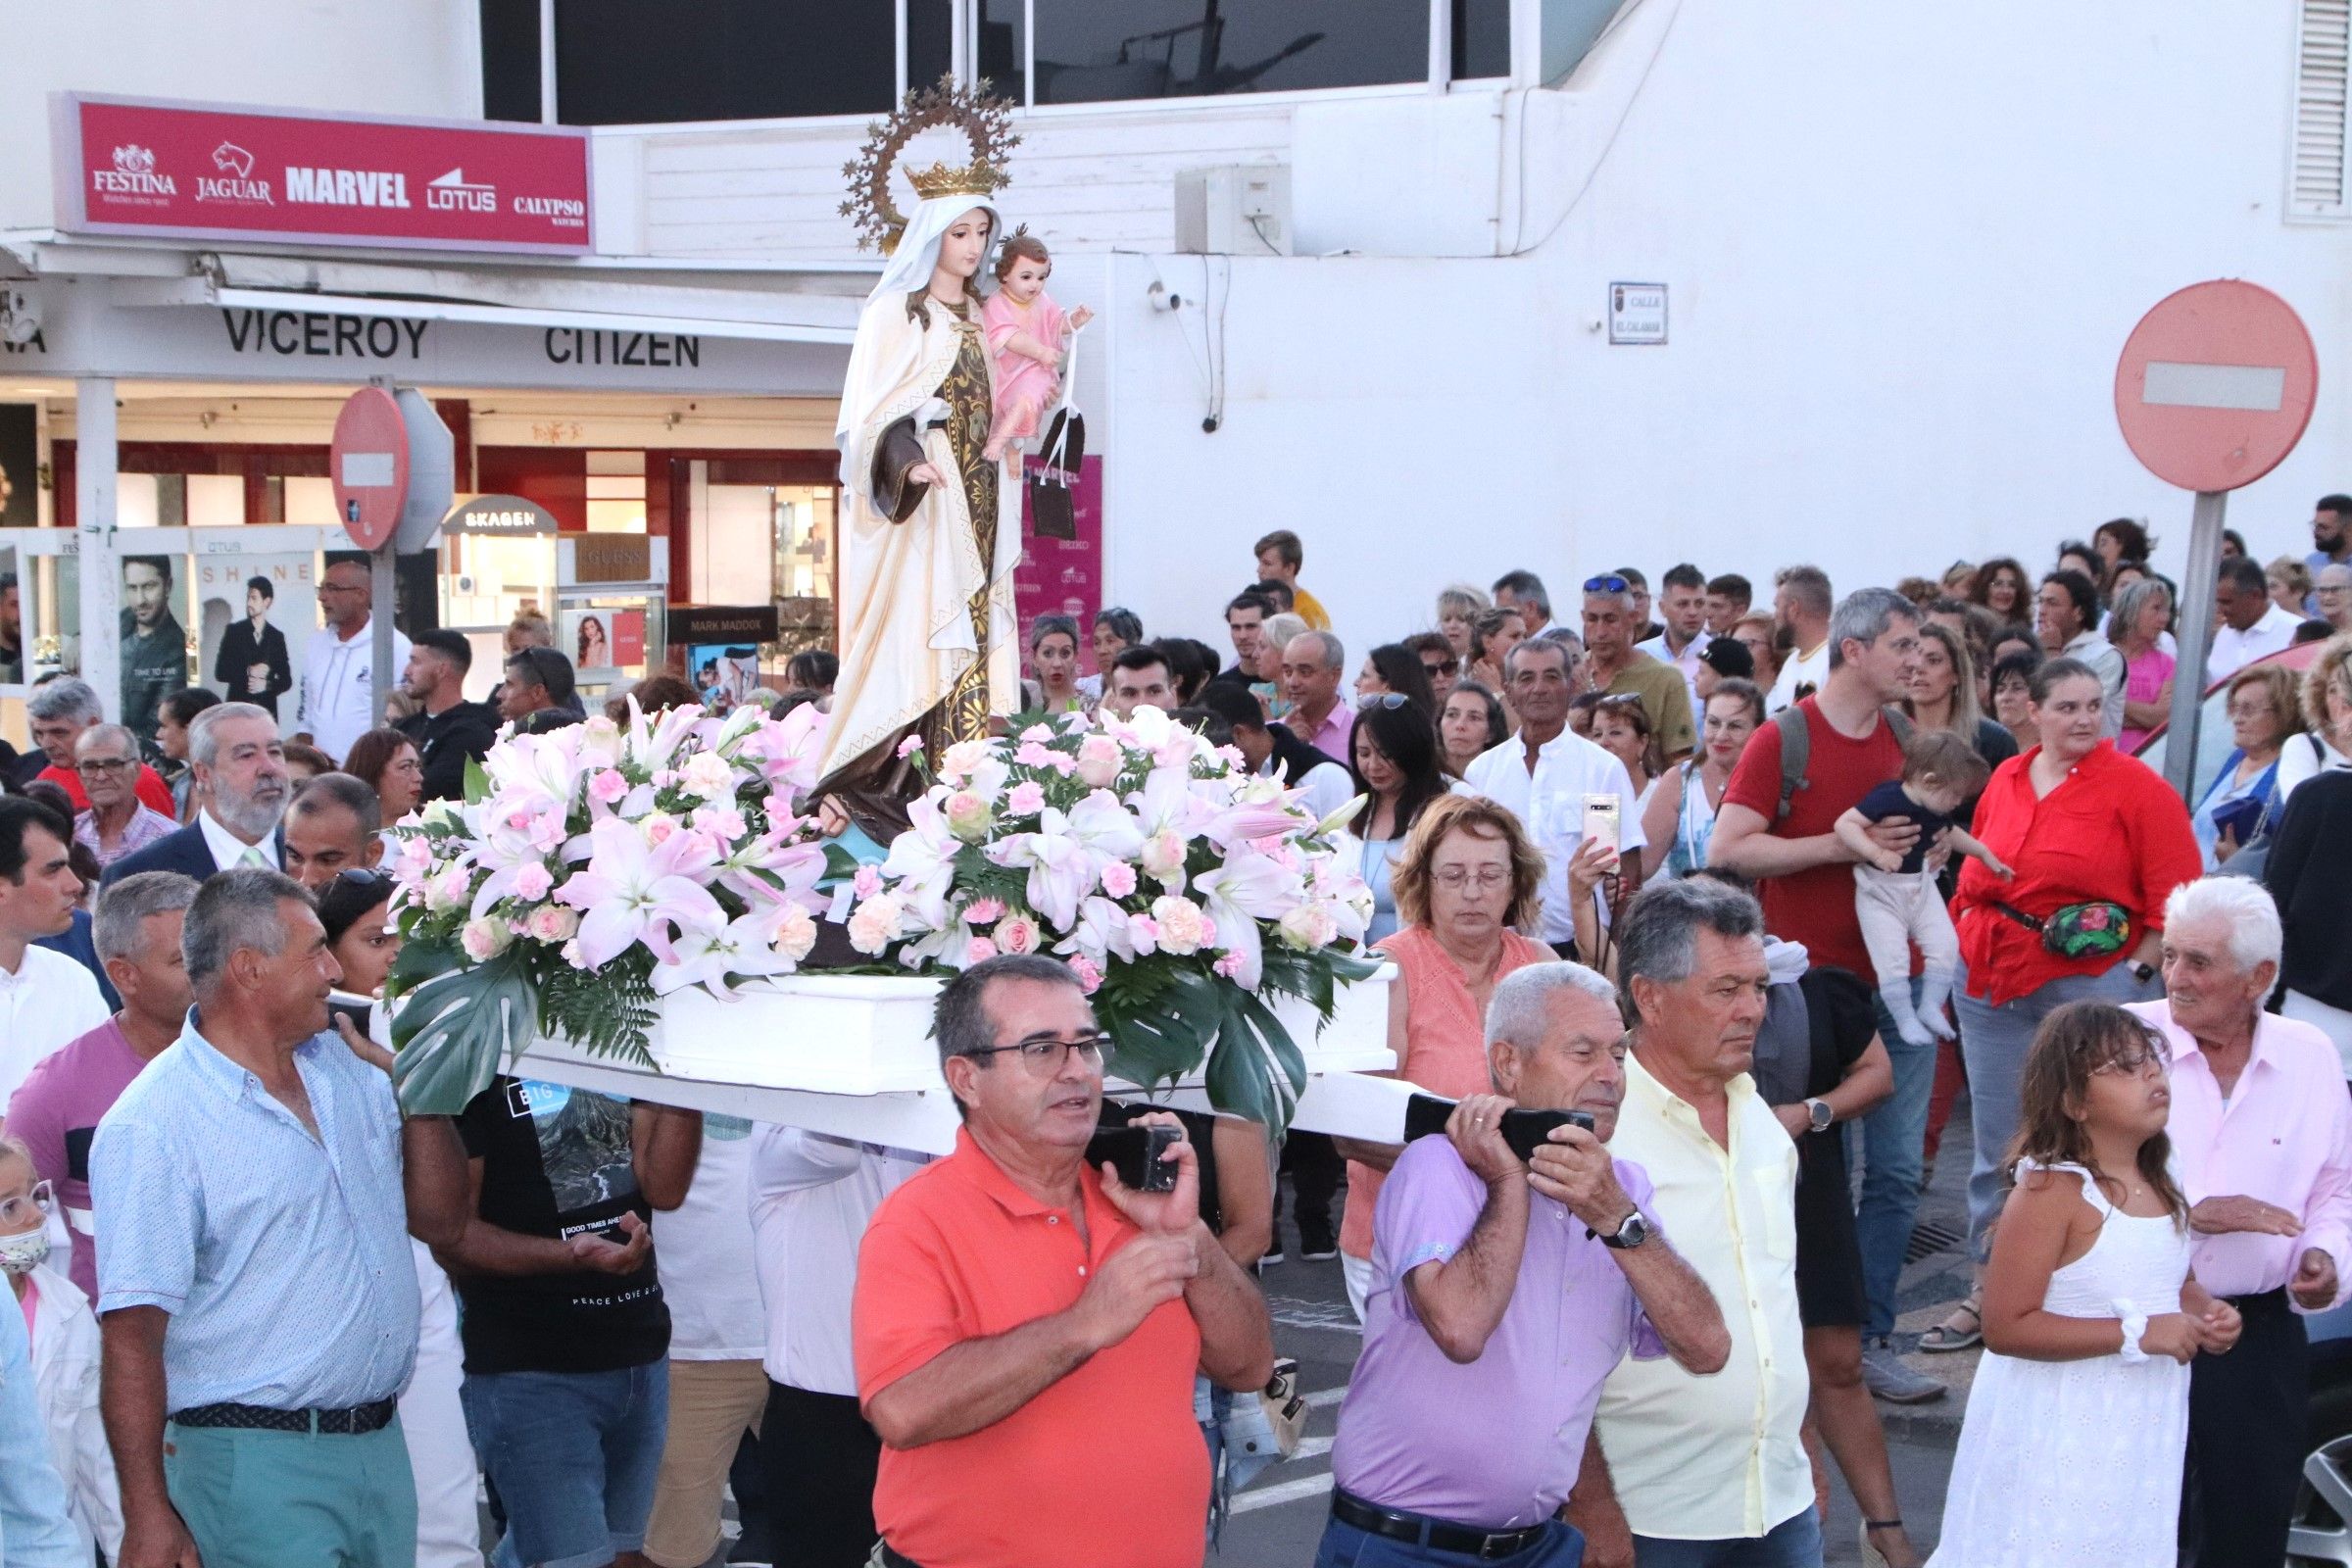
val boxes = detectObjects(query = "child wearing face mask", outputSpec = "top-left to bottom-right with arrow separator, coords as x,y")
0,1134 -> 122,1561
981,231 -> 1093,463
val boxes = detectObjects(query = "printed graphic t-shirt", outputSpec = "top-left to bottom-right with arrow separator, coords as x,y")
455,1076 -> 670,1374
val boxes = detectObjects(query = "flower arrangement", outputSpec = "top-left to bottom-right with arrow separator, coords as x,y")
841,703 -> 1379,1131
383,700 -> 835,1112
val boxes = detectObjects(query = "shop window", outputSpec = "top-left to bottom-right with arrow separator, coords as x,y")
586,451 -> 648,533
1032,0 -> 1430,104
542,0 -> 900,125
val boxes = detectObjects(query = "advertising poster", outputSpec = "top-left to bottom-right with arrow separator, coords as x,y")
119,551 -> 193,747
0,405 -> 34,528
1014,456 -> 1103,672
610,609 -> 647,669
563,607 -> 647,676
687,644 -> 760,712
0,542 -> 21,684
197,554 -> 314,723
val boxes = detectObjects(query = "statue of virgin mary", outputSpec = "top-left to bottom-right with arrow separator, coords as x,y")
817,109 -> 1025,816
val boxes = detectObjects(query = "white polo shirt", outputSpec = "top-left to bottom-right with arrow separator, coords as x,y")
0,943 -> 111,1104
2208,602 -> 2306,683
1461,727 -> 1646,946
749,1127 -> 927,1396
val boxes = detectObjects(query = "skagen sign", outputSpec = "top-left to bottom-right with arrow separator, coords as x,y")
444,494 -> 560,535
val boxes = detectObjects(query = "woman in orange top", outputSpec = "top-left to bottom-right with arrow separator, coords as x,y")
1919,656 -> 2200,1353
1331,793 -> 1555,1322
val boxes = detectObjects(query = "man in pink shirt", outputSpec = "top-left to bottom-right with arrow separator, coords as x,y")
2,870 -> 196,1301
2129,876 -> 2352,1568
1281,631 -> 1353,764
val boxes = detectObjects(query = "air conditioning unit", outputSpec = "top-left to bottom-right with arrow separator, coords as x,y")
1173,165 -> 1293,257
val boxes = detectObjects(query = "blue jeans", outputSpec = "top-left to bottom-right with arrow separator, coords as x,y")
462,1360 -> 669,1568
1314,1514 -> 1585,1567
1633,1507 -> 1822,1568
1951,960 -> 2157,1260
1853,976 -> 1935,1340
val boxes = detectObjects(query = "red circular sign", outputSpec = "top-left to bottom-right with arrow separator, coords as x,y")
2114,280 -> 2318,493
331,387 -> 412,550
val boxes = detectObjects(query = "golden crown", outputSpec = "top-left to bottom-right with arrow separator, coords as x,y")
840,76 -> 1019,255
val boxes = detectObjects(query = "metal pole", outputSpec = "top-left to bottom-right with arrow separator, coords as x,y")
74,376 -> 119,720
538,0 -> 559,124
370,542 -> 395,730
2161,488 -> 2227,802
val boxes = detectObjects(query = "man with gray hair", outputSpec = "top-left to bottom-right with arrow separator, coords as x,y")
1321,961 -> 1725,1567
2127,876 -> 2352,1567
1582,574 -> 1695,761
1710,585 -> 1947,1404
91,867 -> 463,1568
1493,570 -> 1553,639
25,678 -> 176,817
4,870 -> 197,1302
102,703 -> 291,886
1282,629 -> 1353,763
1570,879 -> 1818,1568
72,723 -> 176,870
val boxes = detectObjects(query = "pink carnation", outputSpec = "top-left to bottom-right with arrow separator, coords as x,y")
964,897 -> 1007,925
966,936 -> 1000,965
588,768 -> 630,805
1020,723 -> 1054,743
1213,951 -> 1248,979
1099,860 -> 1139,899
512,861 -> 554,903
897,735 -> 926,759
853,864 -> 884,899
1069,954 -> 1104,993
1006,780 -> 1047,815
1014,741 -> 1059,769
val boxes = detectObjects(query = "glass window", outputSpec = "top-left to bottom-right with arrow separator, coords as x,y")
1032,0 -> 1429,104
1451,0 -> 1509,78
554,0 -> 899,124
977,0 -> 1029,105
908,0 -> 955,90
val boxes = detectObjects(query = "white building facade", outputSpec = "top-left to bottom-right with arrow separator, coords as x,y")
7,0 -> 2351,675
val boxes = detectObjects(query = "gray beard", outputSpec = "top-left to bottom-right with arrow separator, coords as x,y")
215,789 -> 285,843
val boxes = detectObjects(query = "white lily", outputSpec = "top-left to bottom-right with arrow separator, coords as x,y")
880,795 -> 965,929
986,806 -> 1097,930
652,908 -> 806,999
1194,849 -> 1305,990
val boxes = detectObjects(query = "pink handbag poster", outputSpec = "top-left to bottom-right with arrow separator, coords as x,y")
1014,455 -> 1102,664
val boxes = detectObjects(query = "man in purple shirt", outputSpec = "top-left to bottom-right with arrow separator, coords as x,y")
2,870 -> 196,1301
1320,962 -> 1728,1567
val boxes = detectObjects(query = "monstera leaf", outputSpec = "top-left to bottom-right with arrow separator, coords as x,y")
387,941 -> 536,1114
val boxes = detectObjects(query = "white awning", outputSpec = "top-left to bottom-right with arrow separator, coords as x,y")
111,279 -> 856,345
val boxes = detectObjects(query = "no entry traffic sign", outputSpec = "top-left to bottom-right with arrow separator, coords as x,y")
331,386 -> 411,550
2114,279 -> 2318,493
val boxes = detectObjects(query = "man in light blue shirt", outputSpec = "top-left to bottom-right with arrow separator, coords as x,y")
0,1293 -> 81,1566
91,867 -> 465,1568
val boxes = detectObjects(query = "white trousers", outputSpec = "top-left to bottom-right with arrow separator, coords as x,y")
401,1241 -> 484,1568
1853,865 -> 1959,987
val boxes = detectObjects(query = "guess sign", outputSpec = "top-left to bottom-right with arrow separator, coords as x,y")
53,93 -> 592,254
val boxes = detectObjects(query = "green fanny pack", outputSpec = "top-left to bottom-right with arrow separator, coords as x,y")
1991,899 -> 2135,960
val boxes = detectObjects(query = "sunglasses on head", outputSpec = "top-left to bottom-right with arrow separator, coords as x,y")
1359,693 -> 1413,710
1584,574 -> 1631,594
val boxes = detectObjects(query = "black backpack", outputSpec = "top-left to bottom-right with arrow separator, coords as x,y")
1773,704 -> 1914,822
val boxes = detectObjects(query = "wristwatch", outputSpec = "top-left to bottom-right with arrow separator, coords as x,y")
1597,1211 -> 1650,1250
2129,960 -> 2157,985
1805,1097 -> 1835,1133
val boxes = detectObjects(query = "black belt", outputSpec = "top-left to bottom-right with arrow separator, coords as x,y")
878,1546 -> 924,1568
2227,1286 -> 2292,1318
1331,1489 -> 1550,1560
171,1397 -> 397,1435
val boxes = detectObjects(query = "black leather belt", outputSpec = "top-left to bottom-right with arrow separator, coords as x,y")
1331,1489 -> 1549,1560
171,1397 -> 397,1435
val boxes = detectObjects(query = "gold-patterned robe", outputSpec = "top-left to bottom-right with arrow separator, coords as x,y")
819,287 -> 1021,800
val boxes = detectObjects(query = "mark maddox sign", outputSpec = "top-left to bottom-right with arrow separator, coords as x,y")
53,93 -> 592,253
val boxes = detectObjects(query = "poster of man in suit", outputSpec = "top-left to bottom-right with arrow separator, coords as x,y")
120,554 -> 190,748
197,555 -> 311,723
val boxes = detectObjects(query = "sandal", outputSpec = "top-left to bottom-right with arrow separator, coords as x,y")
1918,1293 -> 1983,1352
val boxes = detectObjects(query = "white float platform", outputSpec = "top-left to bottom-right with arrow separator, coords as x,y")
507,964 -> 1399,1154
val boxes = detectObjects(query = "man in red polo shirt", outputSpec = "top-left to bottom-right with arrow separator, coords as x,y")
1708,585 -> 1952,1406
853,955 -> 1275,1568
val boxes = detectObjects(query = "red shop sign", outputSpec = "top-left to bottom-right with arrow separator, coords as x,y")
52,93 -> 592,254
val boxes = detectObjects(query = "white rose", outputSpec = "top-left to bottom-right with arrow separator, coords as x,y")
1278,902 -> 1341,952
524,905 -> 580,944
1139,830 -> 1188,882
460,916 -> 513,961
425,865 -> 473,913
577,714 -> 625,766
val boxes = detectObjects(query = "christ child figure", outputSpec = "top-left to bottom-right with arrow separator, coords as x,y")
981,233 -> 1093,462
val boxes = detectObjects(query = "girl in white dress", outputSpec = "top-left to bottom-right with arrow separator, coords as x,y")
1929,1002 -> 2242,1567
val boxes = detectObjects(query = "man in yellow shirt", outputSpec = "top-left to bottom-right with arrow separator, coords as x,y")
1254,529 -> 1330,631
1569,879 -> 1818,1568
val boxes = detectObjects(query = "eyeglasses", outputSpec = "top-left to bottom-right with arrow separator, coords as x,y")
1583,574 -> 1631,594
74,757 -> 137,775
1433,865 -> 1511,890
962,1033 -> 1111,1073
1422,661 -> 1457,679
2090,1047 -> 2170,1079
0,1180 -> 53,1231
1358,693 -> 1412,710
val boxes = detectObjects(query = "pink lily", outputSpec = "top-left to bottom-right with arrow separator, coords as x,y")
557,816 -> 724,966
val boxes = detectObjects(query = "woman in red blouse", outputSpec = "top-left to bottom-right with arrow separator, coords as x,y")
1920,657 -> 2200,1353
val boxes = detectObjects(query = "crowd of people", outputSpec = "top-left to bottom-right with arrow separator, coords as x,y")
0,506 -> 2348,1567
